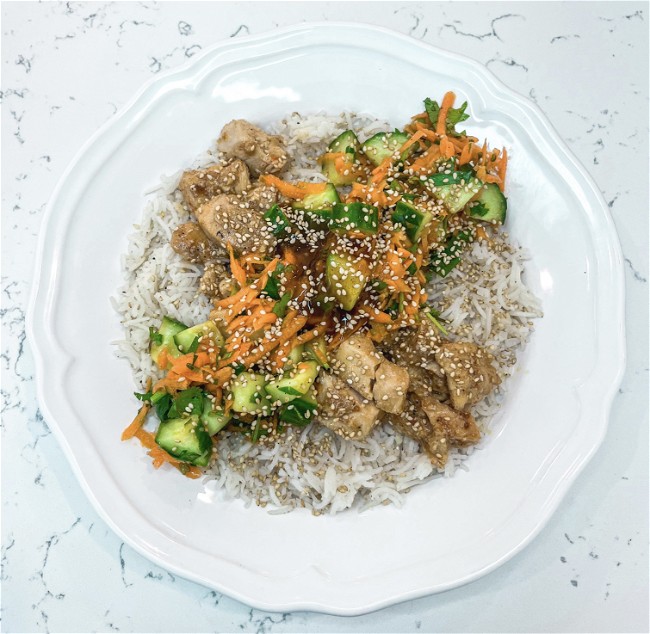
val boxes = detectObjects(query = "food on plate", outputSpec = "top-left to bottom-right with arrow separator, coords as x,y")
114,92 -> 542,513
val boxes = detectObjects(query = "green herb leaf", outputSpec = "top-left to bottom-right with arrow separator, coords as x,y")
424,97 -> 470,136
263,263 -> 286,300
279,399 -> 317,426
167,387 -> 204,419
264,204 -> 291,237
149,327 -> 163,345
232,363 -> 246,376
154,393 -> 173,421
273,291 -> 292,317
134,391 -> 153,402
424,310 -> 449,335
187,336 -> 200,353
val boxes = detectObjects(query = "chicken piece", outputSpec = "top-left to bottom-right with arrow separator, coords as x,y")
316,372 -> 381,440
372,358 -> 409,414
380,319 -> 449,401
217,119 -> 289,176
333,334 -> 382,400
419,395 -> 481,447
200,262 -> 233,300
387,402 -> 449,468
178,160 -> 251,210
195,193 -> 278,256
435,342 -> 501,411
170,222 -> 226,264
387,397 -> 480,468
405,365 -> 449,402
245,184 -> 278,212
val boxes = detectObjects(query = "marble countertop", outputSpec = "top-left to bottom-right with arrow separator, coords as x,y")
2,2 -> 648,632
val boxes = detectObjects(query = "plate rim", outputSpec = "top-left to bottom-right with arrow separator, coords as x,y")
26,21 -> 626,615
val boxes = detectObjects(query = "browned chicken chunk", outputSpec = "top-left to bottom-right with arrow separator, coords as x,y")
387,396 -> 480,468
380,318 -> 449,401
245,184 -> 278,212
217,119 -> 290,176
200,262 -> 233,300
372,358 -> 409,415
333,334 -> 382,400
316,372 -> 381,440
435,342 -> 501,411
170,222 -> 227,264
195,193 -> 278,256
178,160 -> 251,210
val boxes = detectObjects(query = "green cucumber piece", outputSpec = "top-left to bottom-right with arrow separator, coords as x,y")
361,131 -> 412,166
392,200 -> 433,243
322,131 -> 360,186
328,130 -> 360,154
278,388 -> 318,426
266,360 -> 319,404
330,202 -> 379,235
155,415 -> 212,467
431,176 -> 483,214
201,395 -> 231,436
292,184 -> 340,211
468,183 -> 507,224
264,204 -> 292,237
150,316 -> 187,365
231,372 -> 271,414
326,252 -> 368,311
173,320 -> 224,353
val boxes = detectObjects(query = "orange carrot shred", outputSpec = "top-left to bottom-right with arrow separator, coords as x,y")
436,91 -> 456,135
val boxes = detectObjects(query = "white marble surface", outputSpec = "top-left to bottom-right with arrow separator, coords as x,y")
2,2 -> 648,632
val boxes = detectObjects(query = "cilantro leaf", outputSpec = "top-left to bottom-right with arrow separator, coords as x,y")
149,327 -> 163,345
424,97 -> 470,136
167,387 -> 204,419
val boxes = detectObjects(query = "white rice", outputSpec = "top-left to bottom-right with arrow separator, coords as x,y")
112,112 -> 542,514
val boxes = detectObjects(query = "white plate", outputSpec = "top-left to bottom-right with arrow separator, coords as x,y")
27,23 -> 625,614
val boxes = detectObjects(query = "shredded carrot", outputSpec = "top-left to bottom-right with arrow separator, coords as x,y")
399,129 -> 428,154
459,141 -> 473,165
497,147 -> 508,191
156,347 -> 169,370
228,244 -> 247,287
436,91 -> 457,135
260,174 -> 328,199
121,379 -> 152,440
371,157 -> 392,184
357,305 -> 393,324
242,312 -> 308,367
294,327 -> 321,346
134,429 -> 202,478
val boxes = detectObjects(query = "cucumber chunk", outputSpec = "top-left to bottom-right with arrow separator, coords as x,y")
304,337 -> 329,369
329,130 -> 360,154
231,372 -> 271,414
431,176 -> 483,214
292,184 -> 340,211
326,252 -> 368,311
150,316 -> 187,366
155,415 -> 212,467
266,360 -> 319,404
361,131 -> 411,166
330,202 -> 379,235
392,200 -> 433,243
201,395 -> 231,436
264,204 -> 292,236
468,183 -> 507,224
279,388 -> 318,426
174,320 -> 224,353
292,184 -> 341,228
322,131 -> 360,186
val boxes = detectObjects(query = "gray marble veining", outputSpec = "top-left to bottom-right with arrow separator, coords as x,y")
2,2 -> 648,632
